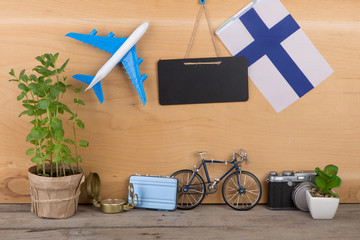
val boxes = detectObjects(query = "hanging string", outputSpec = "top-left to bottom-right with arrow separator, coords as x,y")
185,3 -> 220,58
203,4 -> 220,57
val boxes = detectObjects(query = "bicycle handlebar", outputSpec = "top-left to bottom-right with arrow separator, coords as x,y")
236,148 -> 248,163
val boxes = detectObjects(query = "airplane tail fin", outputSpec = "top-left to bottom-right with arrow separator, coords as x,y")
73,74 -> 104,103
135,82 -> 147,106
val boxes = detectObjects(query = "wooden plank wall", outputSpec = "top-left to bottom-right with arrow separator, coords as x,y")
0,0 -> 359,203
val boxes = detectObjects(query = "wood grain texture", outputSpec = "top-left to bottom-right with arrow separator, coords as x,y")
1,0 -> 360,203
1,204 -> 360,239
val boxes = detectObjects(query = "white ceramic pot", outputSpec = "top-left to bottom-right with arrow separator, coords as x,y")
305,190 -> 339,219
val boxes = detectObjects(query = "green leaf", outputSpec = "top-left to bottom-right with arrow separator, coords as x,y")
54,128 -> 64,139
22,104 -> 35,110
19,69 -> 25,80
18,110 -> 29,117
33,66 -> 54,77
324,165 -> 338,177
40,117 -> 48,126
35,55 -> 46,66
44,54 -> 54,68
328,191 -> 339,198
53,53 -> 59,63
50,85 -> 61,98
27,109 -> 36,116
25,148 -> 34,156
62,144 -> 71,154
74,98 -> 85,106
315,177 -> 327,192
26,133 -> 33,142
69,114 -> 77,120
34,109 -> 45,116
40,128 -> 48,139
56,82 -> 66,93
22,74 -> 29,83
58,58 -> 69,73
315,168 -> 330,180
53,155 -> 62,163
328,176 -> 342,189
62,104 -> 74,116
28,83 -> 37,90
9,69 -> 15,77
17,92 -> 26,101
43,154 -> 51,161
79,140 -> 89,147
18,83 -> 28,91
75,119 -> 85,129
30,127 -> 42,140
43,79 -> 52,86
37,99 -> 50,110
64,138 -> 75,145
78,155 -> 83,163
74,86 -> 83,93
50,118 -> 62,130
54,144 -> 62,155
22,99 -> 37,104
64,157 -> 72,165
58,106 -> 64,114
29,74 -> 37,82
31,155 -> 41,163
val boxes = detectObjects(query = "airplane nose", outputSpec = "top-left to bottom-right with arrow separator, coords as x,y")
141,22 -> 149,31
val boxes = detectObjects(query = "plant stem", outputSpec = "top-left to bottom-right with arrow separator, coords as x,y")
62,160 -> 66,177
37,140 -> 45,176
73,92 -> 80,171
46,107 -> 54,176
56,162 -> 58,178
69,164 -> 75,175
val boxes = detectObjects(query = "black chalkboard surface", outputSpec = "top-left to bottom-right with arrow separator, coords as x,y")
158,56 -> 248,105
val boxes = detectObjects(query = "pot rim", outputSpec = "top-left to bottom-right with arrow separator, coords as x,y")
28,165 -> 84,178
306,189 -> 339,199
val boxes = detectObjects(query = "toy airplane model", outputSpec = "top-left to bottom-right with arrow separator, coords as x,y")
66,22 -> 149,105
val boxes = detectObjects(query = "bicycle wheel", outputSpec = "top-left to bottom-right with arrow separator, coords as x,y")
222,171 -> 262,210
171,169 -> 206,210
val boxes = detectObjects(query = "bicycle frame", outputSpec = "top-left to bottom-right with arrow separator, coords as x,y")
184,158 -> 243,193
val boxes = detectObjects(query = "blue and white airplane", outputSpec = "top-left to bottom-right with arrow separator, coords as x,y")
66,22 -> 149,105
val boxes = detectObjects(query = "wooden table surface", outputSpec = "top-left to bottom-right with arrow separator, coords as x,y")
1,204 -> 360,239
1,0 -> 360,203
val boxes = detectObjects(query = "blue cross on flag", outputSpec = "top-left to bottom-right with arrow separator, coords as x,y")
216,0 -> 333,112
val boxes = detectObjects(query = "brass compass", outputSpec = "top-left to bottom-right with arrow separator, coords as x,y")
87,172 -> 138,213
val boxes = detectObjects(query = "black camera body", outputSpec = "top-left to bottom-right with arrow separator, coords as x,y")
267,171 -> 316,210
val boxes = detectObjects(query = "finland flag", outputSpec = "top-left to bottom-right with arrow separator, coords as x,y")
216,0 -> 333,112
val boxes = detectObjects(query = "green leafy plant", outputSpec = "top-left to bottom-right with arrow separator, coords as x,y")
9,53 -> 88,177
312,164 -> 342,198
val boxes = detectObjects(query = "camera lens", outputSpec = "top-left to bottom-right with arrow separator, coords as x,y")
292,182 -> 312,211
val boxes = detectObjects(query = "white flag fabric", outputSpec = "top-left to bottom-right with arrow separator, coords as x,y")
216,0 -> 333,112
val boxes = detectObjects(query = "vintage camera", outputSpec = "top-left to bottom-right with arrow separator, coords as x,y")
267,171 -> 316,211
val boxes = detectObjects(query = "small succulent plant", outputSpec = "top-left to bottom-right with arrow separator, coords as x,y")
311,164 -> 341,198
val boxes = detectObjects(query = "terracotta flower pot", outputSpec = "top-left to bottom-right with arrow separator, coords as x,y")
28,166 -> 85,219
305,190 -> 339,219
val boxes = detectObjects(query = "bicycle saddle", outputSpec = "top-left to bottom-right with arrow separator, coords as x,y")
197,151 -> 208,155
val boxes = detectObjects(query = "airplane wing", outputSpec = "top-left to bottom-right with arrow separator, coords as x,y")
73,74 -> 104,103
65,30 -> 127,54
121,46 -> 148,105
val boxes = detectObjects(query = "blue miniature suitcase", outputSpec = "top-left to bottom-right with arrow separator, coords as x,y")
128,175 -> 178,211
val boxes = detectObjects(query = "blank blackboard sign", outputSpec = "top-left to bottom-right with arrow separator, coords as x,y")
158,56 -> 248,105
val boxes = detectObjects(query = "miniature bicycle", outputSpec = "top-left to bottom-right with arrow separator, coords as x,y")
171,149 -> 262,210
